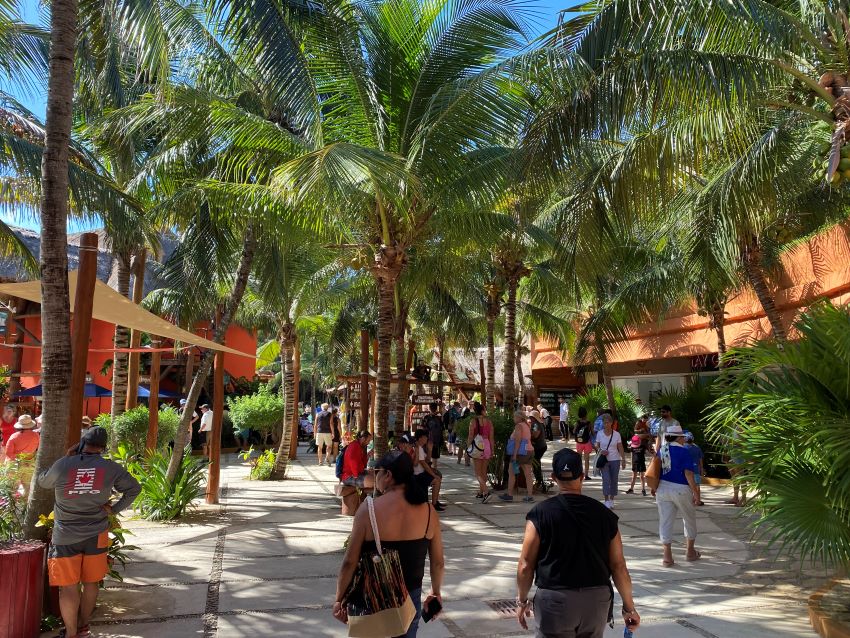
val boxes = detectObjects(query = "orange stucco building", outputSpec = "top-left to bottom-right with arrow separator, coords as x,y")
0,313 -> 257,418
531,220 -> 850,408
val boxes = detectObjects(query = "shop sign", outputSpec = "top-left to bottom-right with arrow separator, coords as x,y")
690,353 -> 720,372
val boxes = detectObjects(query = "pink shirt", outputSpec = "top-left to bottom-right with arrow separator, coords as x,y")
5,430 -> 39,460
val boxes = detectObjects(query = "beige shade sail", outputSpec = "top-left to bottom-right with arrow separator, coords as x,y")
0,272 -> 254,358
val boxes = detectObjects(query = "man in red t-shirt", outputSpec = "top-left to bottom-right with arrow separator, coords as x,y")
341,430 -> 374,489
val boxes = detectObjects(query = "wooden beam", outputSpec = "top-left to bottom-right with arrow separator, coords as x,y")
206,346 -> 225,504
11,317 -> 41,345
145,343 -> 161,452
68,233 -> 98,449
125,250 -> 147,411
7,299 -> 24,398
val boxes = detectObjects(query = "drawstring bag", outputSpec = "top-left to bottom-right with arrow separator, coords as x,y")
342,496 -> 416,637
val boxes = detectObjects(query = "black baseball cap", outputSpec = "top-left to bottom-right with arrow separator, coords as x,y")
552,448 -> 584,481
81,426 -> 109,449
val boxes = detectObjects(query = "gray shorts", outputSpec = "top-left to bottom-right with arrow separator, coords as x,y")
533,586 -> 612,638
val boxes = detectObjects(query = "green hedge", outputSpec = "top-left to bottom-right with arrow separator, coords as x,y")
570,385 -> 640,442
96,406 -> 179,456
226,386 -> 284,442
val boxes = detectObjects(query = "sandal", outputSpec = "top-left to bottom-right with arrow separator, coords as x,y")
625,488 -> 634,494
686,551 -> 702,562
662,559 -> 675,567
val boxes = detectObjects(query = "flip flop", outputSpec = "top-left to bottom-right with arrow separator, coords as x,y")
662,559 -> 675,567
686,552 -> 702,562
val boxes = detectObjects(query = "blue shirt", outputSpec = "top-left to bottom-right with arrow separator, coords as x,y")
686,443 -> 704,474
659,445 -> 696,485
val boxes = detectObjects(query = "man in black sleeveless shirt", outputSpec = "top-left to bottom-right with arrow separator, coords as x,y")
514,449 -> 640,638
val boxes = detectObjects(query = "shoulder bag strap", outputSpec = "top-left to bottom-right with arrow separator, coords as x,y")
366,496 -> 382,557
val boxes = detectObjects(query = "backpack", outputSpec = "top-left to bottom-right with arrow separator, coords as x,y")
575,420 -> 591,444
335,444 -> 348,480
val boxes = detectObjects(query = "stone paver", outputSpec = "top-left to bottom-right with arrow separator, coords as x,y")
73,442 -> 825,638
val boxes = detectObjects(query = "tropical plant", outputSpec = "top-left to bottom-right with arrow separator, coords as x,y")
707,302 -> 850,567
0,461 -> 26,540
238,447 -> 278,481
95,406 -> 179,456
123,446 -> 206,521
571,385 -> 640,443
226,387 -> 285,447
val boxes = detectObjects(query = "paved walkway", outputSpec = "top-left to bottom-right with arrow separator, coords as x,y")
78,442 -> 824,638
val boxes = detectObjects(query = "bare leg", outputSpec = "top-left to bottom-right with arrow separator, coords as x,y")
628,472 -> 637,491
506,467 -> 517,496
662,543 -> 674,566
431,476 -> 442,504
583,453 -> 590,477
474,459 -> 487,494
59,585 -> 81,637
640,473 -> 646,492
78,582 -> 99,628
686,537 -> 700,560
522,464 -> 534,498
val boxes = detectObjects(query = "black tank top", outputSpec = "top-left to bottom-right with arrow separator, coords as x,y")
361,504 -> 431,592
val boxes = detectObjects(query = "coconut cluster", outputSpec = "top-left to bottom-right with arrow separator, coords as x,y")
819,72 -> 850,97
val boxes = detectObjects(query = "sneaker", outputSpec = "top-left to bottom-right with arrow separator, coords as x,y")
522,496 -> 534,503
603,500 -> 613,509
642,489 -> 647,496
498,493 -> 514,502
433,502 -> 446,512
475,492 -> 484,499
625,488 -> 634,494
584,475 -> 592,480
482,492 -> 492,504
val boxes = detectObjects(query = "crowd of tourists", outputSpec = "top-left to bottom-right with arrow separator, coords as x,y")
328,396 -> 723,637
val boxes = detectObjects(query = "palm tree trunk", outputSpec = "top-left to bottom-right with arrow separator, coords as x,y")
502,278 -> 518,410
602,367 -> 616,418
271,325 -> 295,479
744,243 -> 787,341
391,299 -> 408,434
711,302 -> 728,366
311,336 -> 318,413
374,276 -> 395,457
23,0 -> 78,539
166,224 -> 256,483
485,294 -> 497,412
110,252 -> 132,428
515,340 -> 525,404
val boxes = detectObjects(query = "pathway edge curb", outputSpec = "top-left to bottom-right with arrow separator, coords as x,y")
809,578 -> 850,638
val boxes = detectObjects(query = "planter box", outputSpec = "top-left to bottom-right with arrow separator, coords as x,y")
0,540 -> 45,638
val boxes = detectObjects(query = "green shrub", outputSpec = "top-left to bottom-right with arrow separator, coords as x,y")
119,445 -> 207,521
239,447 -> 278,480
227,386 -> 284,443
706,303 -> 850,567
571,385 -> 640,442
0,462 -> 25,540
97,406 -> 179,455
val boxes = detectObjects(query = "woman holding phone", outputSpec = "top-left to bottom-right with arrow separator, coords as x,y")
334,450 -> 445,637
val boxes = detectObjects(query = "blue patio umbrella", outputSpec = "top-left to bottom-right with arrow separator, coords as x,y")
14,383 -> 112,398
137,385 -> 181,399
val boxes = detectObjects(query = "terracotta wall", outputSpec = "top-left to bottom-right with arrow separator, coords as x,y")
532,220 -> 850,373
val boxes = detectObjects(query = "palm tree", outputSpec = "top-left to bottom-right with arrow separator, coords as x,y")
707,302 -> 850,568
193,0 -> 534,455
533,1 -> 850,343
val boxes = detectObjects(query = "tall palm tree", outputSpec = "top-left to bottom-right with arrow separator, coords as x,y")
193,0 -> 534,455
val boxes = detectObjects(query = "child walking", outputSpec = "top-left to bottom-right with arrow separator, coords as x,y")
625,434 -> 648,496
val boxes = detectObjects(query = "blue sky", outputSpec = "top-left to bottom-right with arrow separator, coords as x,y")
6,0 -> 566,232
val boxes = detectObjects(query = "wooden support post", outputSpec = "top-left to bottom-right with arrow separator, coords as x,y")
372,339 -> 378,369
68,233 -> 98,449
8,298 -> 24,400
183,347 -> 195,395
289,336 -> 300,459
206,347 -> 225,504
359,330 -> 369,432
125,250 -> 147,410
145,342 -> 161,452
479,358 -> 486,400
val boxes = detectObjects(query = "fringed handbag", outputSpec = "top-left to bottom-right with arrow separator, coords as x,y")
342,496 -> 416,637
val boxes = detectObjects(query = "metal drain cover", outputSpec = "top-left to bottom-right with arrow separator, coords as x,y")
486,599 -> 533,619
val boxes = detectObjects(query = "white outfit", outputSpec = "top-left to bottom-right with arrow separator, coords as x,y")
414,446 -> 426,475
559,402 -> 568,422
656,481 -> 697,544
200,411 -> 214,433
594,430 -> 622,461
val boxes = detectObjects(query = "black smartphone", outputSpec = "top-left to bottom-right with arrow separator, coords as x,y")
421,597 -> 442,623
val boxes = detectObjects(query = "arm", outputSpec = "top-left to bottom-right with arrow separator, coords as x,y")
608,531 -> 640,629
684,469 -> 699,504
424,509 -> 445,612
467,418 -> 477,446
36,457 -> 63,490
515,520 -> 540,629
110,467 -> 142,515
333,503 -> 369,622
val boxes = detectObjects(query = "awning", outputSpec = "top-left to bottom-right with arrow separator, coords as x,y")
14,382 -> 112,398
0,272 -> 253,358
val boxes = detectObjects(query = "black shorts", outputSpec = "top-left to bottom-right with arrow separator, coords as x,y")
414,472 -> 434,489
